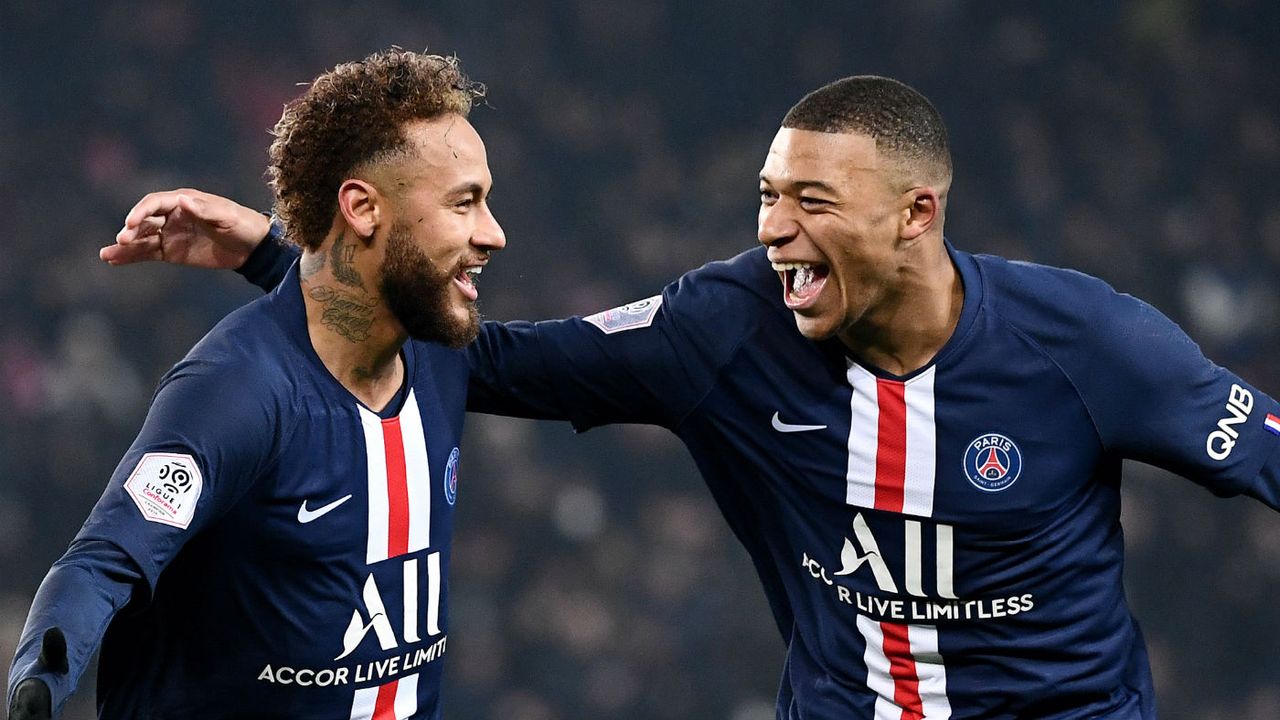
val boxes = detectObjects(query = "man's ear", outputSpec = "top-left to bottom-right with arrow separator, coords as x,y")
900,186 -> 941,243
336,179 -> 382,244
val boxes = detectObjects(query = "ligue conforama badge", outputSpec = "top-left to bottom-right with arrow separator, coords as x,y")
443,447 -> 460,505
963,433 -> 1022,492
124,452 -> 204,528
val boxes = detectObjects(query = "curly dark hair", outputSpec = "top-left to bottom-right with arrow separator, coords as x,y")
267,49 -> 486,250
783,76 -> 952,186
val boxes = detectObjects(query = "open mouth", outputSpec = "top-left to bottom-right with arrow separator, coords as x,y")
771,261 -> 830,309
453,265 -> 483,301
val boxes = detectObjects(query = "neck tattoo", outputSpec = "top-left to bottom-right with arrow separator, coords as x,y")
330,232 -> 365,289
308,285 -> 375,343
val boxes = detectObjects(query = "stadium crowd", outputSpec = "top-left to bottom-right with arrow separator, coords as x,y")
3,1 -> 1280,718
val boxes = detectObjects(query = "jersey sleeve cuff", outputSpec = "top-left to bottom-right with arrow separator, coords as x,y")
236,219 -> 294,291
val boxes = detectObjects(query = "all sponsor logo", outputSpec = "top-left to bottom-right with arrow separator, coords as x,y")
257,554 -> 448,689
583,295 -> 663,334
443,448 -> 460,506
962,433 -> 1022,492
800,513 -> 1036,622
829,512 -> 956,599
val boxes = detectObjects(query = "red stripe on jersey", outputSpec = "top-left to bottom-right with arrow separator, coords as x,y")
382,417 -> 410,558
874,379 -> 907,512
372,679 -> 399,720
881,622 -> 925,719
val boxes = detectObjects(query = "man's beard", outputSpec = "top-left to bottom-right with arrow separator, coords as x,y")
379,222 -> 480,348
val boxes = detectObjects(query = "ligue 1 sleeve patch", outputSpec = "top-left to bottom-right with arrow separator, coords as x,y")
583,295 -> 663,335
124,452 -> 204,529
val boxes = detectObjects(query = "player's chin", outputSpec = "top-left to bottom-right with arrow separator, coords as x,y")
400,300 -> 480,348
790,311 -> 839,341
445,303 -> 482,347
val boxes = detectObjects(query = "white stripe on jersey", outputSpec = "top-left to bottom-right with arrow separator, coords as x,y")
394,674 -> 420,718
846,363 -> 881,508
349,684 -> 378,720
359,408 -> 391,565
902,367 -> 937,517
911,626 -> 951,719
397,393 -> 432,554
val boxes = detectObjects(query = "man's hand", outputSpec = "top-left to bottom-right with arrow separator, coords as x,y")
8,628 -> 67,720
9,679 -> 51,720
101,189 -> 272,270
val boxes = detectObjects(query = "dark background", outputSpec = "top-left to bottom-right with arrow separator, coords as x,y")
3,1 -> 1280,718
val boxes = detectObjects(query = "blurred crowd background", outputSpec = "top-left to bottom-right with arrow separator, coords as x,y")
3,1 -> 1280,718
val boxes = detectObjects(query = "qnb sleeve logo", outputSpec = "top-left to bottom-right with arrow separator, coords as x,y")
124,452 -> 204,529
1206,384 -> 1253,460
963,434 -> 1022,492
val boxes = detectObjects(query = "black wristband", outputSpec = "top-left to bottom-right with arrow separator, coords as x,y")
236,217 -> 286,283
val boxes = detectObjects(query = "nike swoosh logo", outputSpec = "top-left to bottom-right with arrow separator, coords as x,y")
297,494 -> 353,524
771,412 -> 827,433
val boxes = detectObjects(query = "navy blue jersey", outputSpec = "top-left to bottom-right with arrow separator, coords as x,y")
8,262 -> 466,719
467,244 -> 1280,719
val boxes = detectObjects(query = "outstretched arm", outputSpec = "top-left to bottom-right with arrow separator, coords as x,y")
6,359 -> 277,715
7,544 -> 142,719
101,189 -> 272,269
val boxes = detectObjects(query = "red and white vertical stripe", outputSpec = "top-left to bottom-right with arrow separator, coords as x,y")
857,616 -> 951,719
845,364 -> 937,517
359,389 -> 432,565
847,362 -> 949,716
349,673 -> 419,720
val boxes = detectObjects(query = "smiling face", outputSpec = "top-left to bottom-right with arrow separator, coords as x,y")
758,128 -> 911,341
376,115 -> 505,347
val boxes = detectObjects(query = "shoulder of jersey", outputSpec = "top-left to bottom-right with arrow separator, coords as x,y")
972,252 -> 1126,334
672,246 -> 780,309
172,295 -> 298,385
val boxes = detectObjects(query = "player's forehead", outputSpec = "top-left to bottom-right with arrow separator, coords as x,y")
397,115 -> 493,191
759,127 -> 882,191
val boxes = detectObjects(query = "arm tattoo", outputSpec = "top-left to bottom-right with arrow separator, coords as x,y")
330,232 -> 365,289
309,286 -> 375,343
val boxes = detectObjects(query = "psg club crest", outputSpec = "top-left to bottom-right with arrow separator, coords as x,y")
963,433 -> 1022,492
443,447 -> 460,505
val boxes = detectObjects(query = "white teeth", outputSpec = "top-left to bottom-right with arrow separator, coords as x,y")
771,261 -> 814,272
793,266 -> 814,293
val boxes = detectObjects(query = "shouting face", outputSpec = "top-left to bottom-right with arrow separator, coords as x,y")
757,128 -> 913,342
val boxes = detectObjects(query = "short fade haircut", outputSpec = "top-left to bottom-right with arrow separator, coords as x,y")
268,49 -> 486,250
782,75 -> 952,186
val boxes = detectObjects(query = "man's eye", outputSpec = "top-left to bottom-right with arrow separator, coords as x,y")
799,197 -> 829,207
760,189 -> 778,204
455,198 -> 475,209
